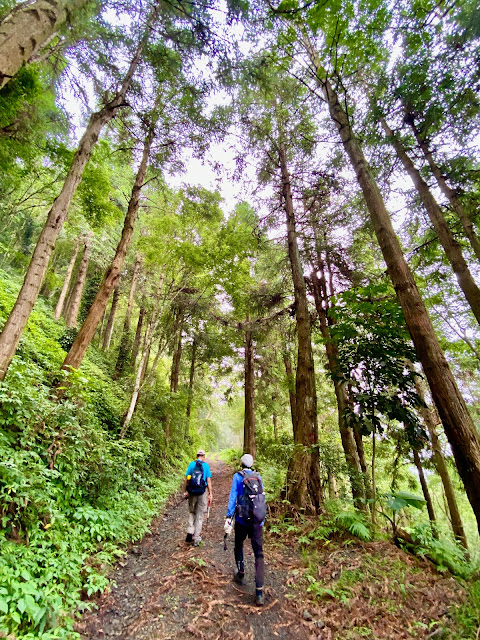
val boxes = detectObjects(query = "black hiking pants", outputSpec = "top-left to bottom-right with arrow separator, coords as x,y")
234,521 -> 264,589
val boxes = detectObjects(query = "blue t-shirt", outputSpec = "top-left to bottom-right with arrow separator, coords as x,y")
227,469 -> 264,526
186,459 -> 212,482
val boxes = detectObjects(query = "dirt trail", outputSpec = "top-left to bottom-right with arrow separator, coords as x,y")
77,459 -> 313,640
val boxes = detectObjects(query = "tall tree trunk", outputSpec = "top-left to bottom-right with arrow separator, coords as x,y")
114,256 -> 141,379
414,375 -> 469,549
131,304 -> 146,367
283,351 -> 297,432
121,339 -> 148,438
140,343 -> 151,385
303,34 -> 480,534
54,238 -> 80,320
102,284 -> 120,351
412,448 -> 437,529
0,0 -> 88,90
59,128 -> 154,379
165,310 -> 184,446
0,8 -> 157,381
381,118 -> 480,326
280,145 -> 322,512
352,422 -> 374,507
121,272 -> 165,438
243,319 -> 256,458
186,336 -> 197,422
328,471 -> 338,500
65,233 -> 90,328
170,312 -> 184,393
96,308 -> 106,347
310,269 -> 366,508
407,116 -> 480,263
273,409 -> 278,440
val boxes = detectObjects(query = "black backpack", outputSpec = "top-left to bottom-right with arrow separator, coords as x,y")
187,460 -> 207,495
236,470 -> 266,524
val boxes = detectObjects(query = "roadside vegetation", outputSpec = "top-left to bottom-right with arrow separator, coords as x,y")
1,0 -> 480,637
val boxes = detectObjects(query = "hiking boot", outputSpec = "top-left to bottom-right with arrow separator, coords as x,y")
234,571 -> 245,585
185,533 -> 193,544
255,589 -> 264,606
193,539 -> 203,547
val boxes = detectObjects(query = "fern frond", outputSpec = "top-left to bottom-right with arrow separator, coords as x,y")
335,511 -> 372,542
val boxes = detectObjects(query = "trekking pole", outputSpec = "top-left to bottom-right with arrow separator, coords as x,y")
176,494 -> 188,509
205,499 -> 211,533
223,508 -> 235,551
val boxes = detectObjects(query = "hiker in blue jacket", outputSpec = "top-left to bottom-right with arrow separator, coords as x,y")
225,453 -> 265,606
184,449 -> 212,546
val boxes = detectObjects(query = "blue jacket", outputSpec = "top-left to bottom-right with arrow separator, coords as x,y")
227,469 -> 264,526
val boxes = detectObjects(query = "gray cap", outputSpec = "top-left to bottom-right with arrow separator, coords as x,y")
197,449 -> 206,456
241,453 -> 254,468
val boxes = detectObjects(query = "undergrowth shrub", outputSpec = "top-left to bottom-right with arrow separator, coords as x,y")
255,432 -> 292,500
407,523 -> 473,578
295,502 -> 372,546
451,579 -> 480,638
0,280 -> 186,638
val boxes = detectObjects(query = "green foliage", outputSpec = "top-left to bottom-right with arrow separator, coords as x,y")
294,503 -> 372,546
306,566 -> 366,604
330,283 -> 424,442
407,524 -> 473,579
57,328 -> 79,352
378,490 -> 425,535
386,490 -> 426,512
334,511 -> 372,542
76,140 -> 123,228
254,432 -> 292,500
0,278 -> 184,638
451,578 -> 480,638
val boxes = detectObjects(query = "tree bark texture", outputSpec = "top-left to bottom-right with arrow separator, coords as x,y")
114,257 -> 141,379
0,9 -> 155,381
61,130 -> 154,375
352,422 -> 374,505
169,312 -> 184,393
414,375 -> 469,549
65,233 -> 90,328
102,284 -> 120,351
310,269 -> 366,507
303,35 -> 480,534
243,323 -> 256,458
328,470 -> 338,500
408,117 -> 480,263
283,351 -> 297,433
131,304 -> 146,367
0,0 -> 87,89
186,337 -> 197,421
96,308 -> 106,346
413,448 -> 437,527
121,272 -> 165,438
280,145 -> 322,512
54,237 -> 80,320
381,118 -> 480,326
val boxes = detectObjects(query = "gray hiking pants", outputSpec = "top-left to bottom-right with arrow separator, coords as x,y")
187,492 -> 208,542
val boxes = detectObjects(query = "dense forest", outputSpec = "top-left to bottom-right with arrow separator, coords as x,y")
0,0 -> 480,637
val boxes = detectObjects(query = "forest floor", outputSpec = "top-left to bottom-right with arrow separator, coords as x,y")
76,458 -> 465,640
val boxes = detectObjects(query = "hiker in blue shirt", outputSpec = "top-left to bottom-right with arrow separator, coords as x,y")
184,449 -> 212,546
225,453 -> 265,606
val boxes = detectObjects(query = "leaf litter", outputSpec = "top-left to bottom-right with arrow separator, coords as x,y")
76,460 -> 465,639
